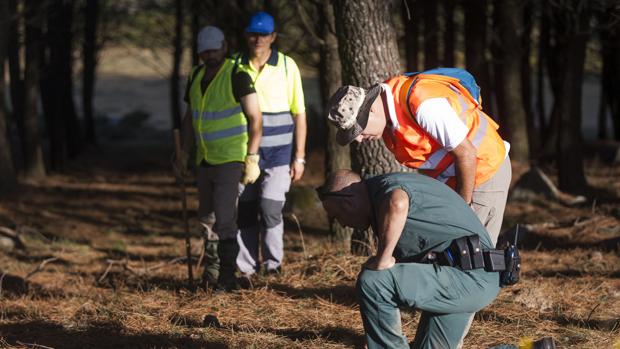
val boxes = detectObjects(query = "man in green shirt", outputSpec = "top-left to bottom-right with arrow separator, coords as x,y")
318,170 -> 500,349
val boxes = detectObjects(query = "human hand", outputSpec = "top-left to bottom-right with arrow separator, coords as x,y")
241,154 -> 261,184
363,256 -> 396,271
290,158 -> 305,182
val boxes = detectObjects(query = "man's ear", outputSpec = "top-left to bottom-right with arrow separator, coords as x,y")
270,32 -> 277,43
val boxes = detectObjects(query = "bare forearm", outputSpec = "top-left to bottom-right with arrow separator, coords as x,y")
377,189 -> 409,262
293,112 -> 307,159
240,93 -> 262,155
247,116 -> 262,154
452,140 -> 477,203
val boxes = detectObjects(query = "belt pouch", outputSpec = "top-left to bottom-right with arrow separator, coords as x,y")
483,249 -> 505,271
451,236 -> 473,270
467,235 -> 485,269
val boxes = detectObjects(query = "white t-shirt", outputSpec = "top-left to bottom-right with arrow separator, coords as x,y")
415,97 -> 468,151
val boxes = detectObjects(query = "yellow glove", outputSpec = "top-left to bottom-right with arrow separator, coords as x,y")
241,154 -> 261,184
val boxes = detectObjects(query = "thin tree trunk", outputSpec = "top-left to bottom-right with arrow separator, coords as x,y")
493,0 -> 529,163
0,0 -> 17,192
83,0 -> 99,145
536,11 -> 548,142
598,34 -> 610,140
443,0 -> 455,67
171,0 -> 183,130
8,0 -> 25,160
464,0 -> 493,115
191,0 -> 200,67
521,0 -> 536,154
422,0 -> 438,69
23,0 -> 45,179
320,0 -> 352,246
403,0 -> 419,72
333,0 -> 403,256
607,9 -> 620,141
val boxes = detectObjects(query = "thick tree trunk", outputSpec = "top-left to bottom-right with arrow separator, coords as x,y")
402,0 -> 419,72
333,0 -> 403,256
170,0 -> 183,130
23,0 -> 46,179
553,7 -> 590,193
83,0 -> 99,145
319,0 -> 352,245
443,0 -> 455,67
493,0 -> 529,163
8,0 -> 24,159
464,0 -> 493,116
422,0 -> 438,69
0,0 -> 16,192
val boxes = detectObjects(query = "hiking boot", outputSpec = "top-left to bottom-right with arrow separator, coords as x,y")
259,265 -> 282,277
201,239 -> 219,288
214,239 -> 240,292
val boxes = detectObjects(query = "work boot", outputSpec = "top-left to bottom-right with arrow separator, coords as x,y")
215,239 -> 240,292
201,239 -> 219,288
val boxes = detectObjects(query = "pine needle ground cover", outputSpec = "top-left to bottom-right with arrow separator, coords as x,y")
0,144 -> 618,349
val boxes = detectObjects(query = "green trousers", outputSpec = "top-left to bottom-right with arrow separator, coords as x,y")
356,263 -> 500,349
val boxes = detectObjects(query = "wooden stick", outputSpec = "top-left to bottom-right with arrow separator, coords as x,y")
173,129 -> 194,290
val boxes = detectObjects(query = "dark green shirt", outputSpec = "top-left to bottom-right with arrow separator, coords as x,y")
365,173 -> 493,262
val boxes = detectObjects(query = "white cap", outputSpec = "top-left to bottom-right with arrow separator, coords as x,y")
197,26 -> 225,53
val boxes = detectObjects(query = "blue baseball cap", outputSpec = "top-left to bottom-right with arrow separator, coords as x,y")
245,11 -> 275,34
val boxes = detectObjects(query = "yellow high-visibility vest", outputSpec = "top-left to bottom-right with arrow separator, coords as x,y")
188,59 -> 248,165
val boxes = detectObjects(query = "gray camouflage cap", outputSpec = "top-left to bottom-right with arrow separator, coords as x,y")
327,84 -> 382,145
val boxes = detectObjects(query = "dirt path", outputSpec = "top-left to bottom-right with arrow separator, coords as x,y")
0,143 -> 618,348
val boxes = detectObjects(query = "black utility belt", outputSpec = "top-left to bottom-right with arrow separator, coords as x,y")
421,235 -> 521,287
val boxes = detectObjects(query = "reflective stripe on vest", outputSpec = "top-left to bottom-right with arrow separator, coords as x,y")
189,59 -> 248,165
385,74 -> 506,187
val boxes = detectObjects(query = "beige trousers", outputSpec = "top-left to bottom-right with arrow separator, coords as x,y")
458,156 -> 512,348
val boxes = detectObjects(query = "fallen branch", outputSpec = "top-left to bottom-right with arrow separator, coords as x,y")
25,257 -> 58,280
16,341 -> 55,349
285,213 -> 308,259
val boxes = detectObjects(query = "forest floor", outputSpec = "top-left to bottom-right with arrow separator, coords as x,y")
0,142 -> 619,349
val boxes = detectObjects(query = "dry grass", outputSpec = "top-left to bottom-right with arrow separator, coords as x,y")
0,143 -> 619,349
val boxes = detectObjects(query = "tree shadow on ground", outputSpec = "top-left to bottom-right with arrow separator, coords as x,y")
0,320 -> 225,349
268,283 -> 358,307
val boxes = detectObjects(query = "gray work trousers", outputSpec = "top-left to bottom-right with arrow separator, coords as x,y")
196,161 -> 243,241
458,155 -> 512,348
237,165 -> 291,274
357,263 -> 500,349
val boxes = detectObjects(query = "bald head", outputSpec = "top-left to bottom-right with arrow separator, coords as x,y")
322,169 -> 362,194
319,169 -> 371,229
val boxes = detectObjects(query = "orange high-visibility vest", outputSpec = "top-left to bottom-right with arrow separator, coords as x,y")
383,74 -> 506,188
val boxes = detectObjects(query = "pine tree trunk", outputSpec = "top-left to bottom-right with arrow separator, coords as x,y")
607,10 -> 620,141
422,0 -> 438,69
22,0 -> 46,179
190,0 -> 200,67
493,0 -> 529,163
443,0 -> 455,67
0,0 -> 16,192
8,0 -> 25,160
536,11 -> 548,142
464,0 -> 493,116
83,0 -> 99,145
333,0 -> 403,256
319,0 -> 352,246
170,0 -> 183,130
521,0 -> 536,154
403,0 -> 419,72
553,6 -> 590,193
